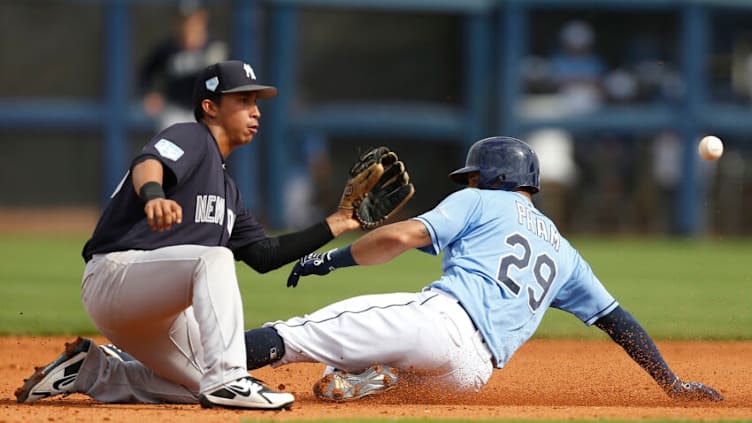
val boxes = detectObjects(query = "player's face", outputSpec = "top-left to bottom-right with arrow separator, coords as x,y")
217,91 -> 261,146
467,172 -> 481,188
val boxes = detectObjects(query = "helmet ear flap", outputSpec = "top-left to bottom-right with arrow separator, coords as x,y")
491,174 -> 506,189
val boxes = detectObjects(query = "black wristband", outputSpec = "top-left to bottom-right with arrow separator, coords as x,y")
139,181 -> 166,202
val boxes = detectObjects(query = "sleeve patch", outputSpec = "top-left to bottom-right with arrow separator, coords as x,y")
154,138 -> 185,162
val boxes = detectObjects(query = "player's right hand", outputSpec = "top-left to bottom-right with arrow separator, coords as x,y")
666,379 -> 723,401
287,249 -> 337,288
144,198 -> 182,232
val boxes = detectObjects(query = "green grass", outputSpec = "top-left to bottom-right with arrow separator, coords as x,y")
536,237 -> 752,340
1,233 -> 750,339
0,234 -> 93,334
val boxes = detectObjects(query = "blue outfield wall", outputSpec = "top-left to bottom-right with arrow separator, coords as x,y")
1,0 -> 750,233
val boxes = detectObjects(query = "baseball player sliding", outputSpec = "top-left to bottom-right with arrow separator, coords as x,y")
242,136 -> 723,403
15,60 -> 412,410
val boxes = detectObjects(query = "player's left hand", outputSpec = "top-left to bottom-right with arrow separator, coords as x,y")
287,249 -> 337,288
666,379 -> 723,401
337,146 -> 415,230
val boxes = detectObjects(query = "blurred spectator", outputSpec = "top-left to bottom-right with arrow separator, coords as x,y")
731,38 -> 752,103
527,129 -> 578,231
521,19 -> 607,116
641,130 -> 684,234
603,68 -> 639,103
585,135 -> 632,232
284,132 -> 335,229
714,149 -> 745,235
549,20 -> 607,114
624,34 -> 682,104
139,0 -> 227,131
521,21 -> 606,229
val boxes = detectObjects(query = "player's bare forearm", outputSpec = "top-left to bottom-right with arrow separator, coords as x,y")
132,158 -> 164,194
350,220 -> 430,265
132,158 -> 182,232
325,208 -> 361,236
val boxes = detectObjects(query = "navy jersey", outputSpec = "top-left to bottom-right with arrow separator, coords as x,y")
82,123 -> 266,261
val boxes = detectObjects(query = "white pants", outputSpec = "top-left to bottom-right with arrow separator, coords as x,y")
266,289 -> 493,391
77,245 -> 248,403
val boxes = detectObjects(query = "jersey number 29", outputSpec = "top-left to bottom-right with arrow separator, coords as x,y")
496,233 -> 557,312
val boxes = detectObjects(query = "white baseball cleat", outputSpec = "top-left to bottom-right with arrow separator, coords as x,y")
15,337 -> 92,403
198,376 -> 294,410
100,343 -> 137,362
313,364 -> 399,401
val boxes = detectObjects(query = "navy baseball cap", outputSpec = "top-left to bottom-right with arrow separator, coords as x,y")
193,60 -> 277,104
193,60 -> 277,121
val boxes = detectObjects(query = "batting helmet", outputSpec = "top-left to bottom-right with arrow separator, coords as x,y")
449,136 -> 540,193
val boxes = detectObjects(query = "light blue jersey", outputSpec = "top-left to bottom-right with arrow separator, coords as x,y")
414,188 -> 618,368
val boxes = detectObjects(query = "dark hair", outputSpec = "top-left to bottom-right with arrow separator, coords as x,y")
193,91 -> 222,122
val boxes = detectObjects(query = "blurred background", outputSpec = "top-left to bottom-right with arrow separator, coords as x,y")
1,0 -> 751,237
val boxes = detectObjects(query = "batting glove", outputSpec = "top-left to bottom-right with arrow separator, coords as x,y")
287,247 -> 357,288
666,378 -> 723,401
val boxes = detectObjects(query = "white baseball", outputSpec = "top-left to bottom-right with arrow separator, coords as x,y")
698,135 -> 724,161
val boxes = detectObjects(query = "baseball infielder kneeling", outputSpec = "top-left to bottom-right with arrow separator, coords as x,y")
15,60 -> 411,410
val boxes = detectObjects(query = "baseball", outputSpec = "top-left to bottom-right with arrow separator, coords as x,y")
698,135 -> 723,161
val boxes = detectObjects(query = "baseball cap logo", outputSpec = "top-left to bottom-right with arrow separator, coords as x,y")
243,63 -> 256,80
205,76 -> 219,92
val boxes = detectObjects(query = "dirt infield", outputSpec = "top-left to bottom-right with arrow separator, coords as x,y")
1,337 -> 750,422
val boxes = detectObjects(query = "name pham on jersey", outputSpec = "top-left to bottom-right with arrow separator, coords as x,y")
514,200 -> 560,251
195,195 -> 236,235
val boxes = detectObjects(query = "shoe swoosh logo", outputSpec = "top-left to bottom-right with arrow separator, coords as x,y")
227,384 -> 251,397
51,374 -> 77,391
